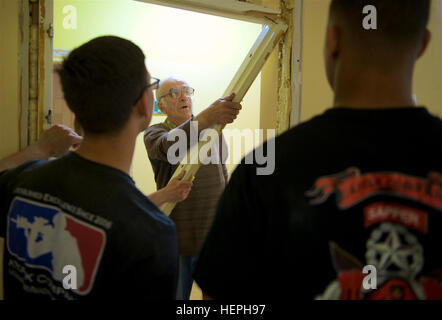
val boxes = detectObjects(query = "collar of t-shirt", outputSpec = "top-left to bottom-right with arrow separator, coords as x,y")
164,115 -> 195,131
69,152 -> 136,185
164,118 -> 177,130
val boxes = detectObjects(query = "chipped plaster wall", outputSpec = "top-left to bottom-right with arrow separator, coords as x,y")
249,0 -> 295,136
246,0 -> 293,136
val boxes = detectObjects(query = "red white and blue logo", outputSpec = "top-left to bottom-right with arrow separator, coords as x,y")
7,197 -> 106,295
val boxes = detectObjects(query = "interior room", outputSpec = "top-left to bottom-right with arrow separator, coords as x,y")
0,0 -> 441,302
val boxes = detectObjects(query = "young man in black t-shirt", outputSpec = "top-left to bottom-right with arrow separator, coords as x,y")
194,0 -> 442,300
0,36 -> 178,299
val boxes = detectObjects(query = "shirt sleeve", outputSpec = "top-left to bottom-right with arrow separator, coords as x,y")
193,161 -> 265,299
0,161 -> 42,238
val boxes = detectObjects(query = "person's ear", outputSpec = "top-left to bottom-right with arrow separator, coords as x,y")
417,29 -> 431,59
157,100 -> 166,114
325,25 -> 340,61
135,91 -> 149,116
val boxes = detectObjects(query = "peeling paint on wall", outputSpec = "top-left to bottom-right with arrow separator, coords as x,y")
29,1 -> 39,144
276,0 -> 294,135
248,0 -> 295,135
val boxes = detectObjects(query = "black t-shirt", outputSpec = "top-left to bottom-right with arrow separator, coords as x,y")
0,152 -> 177,299
194,107 -> 442,300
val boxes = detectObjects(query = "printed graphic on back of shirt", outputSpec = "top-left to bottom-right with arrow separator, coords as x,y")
7,196 -> 106,296
306,168 -> 442,300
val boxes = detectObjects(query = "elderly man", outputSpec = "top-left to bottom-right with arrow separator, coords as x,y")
144,77 -> 241,299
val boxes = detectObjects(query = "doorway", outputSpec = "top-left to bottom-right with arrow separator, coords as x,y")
53,0 -> 263,299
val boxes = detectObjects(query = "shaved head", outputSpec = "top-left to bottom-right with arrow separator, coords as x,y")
329,0 -> 431,57
323,0 -> 432,108
325,0 -> 432,91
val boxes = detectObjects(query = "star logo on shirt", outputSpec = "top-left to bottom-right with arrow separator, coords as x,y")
366,222 -> 423,277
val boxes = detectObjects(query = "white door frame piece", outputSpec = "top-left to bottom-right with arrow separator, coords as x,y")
135,0 -> 281,24
158,20 -> 287,215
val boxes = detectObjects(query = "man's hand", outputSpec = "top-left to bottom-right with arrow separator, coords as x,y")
195,93 -> 242,130
34,124 -> 83,158
162,170 -> 193,203
148,171 -> 193,207
0,124 -> 83,172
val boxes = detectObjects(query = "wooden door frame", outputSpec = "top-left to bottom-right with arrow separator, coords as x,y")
23,0 -> 303,147
18,0 -> 53,149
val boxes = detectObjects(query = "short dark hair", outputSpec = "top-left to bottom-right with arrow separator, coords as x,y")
58,36 -> 147,134
330,0 -> 430,50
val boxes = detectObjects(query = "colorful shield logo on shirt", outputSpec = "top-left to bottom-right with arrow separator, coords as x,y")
7,197 -> 106,295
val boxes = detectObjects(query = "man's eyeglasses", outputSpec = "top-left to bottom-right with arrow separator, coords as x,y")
148,77 -> 160,90
134,77 -> 160,104
158,86 -> 195,101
